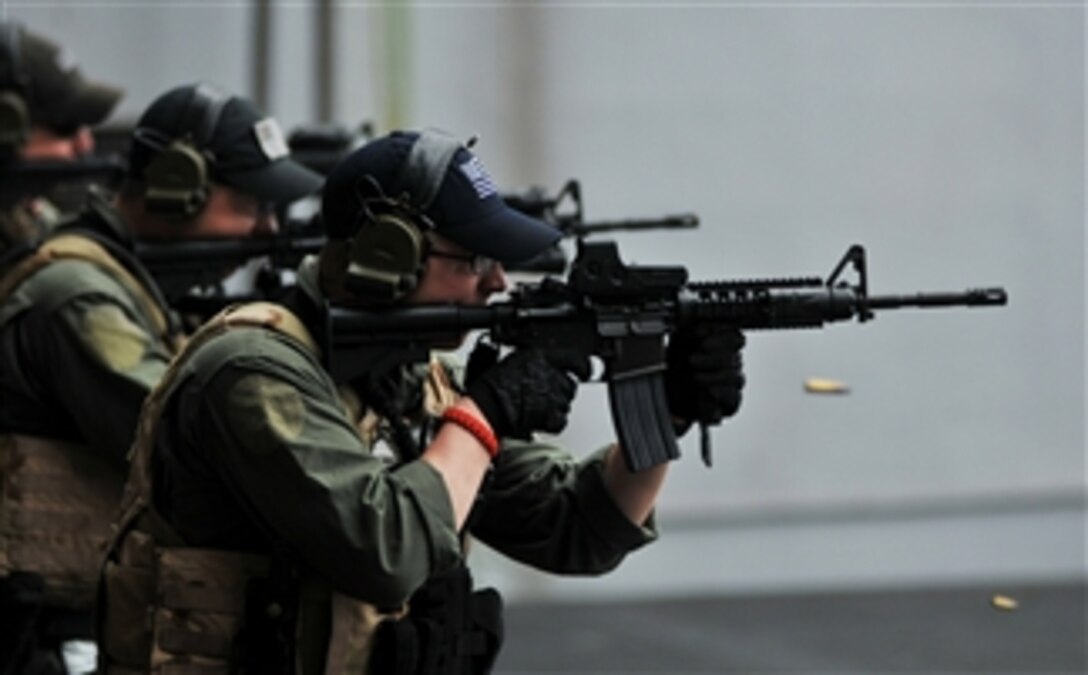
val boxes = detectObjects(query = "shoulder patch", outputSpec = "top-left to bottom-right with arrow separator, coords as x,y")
80,304 -> 150,371
230,372 -> 306,448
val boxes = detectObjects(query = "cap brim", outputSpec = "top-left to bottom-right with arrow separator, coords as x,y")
62,81 -> 124,127
440,202 -> 562,264
220,157 -> 325,205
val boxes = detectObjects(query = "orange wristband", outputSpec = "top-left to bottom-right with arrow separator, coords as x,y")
442,407 -> 500,459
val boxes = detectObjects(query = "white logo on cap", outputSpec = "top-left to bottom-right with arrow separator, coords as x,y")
459,156 -> 498,200
56,47 -> 78,74
253,118 -> 289,161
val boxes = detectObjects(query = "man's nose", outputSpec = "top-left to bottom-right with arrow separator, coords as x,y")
74,127 -> 95,157
253,208 -> 279,236
481,263 -> 508,294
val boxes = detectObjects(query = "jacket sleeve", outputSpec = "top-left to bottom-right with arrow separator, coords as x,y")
20,262 -> 171,464
187,330 -> 464,608
468,440 -> 658,575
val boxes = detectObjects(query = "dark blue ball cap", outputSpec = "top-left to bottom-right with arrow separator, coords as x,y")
322,130 -> 560,264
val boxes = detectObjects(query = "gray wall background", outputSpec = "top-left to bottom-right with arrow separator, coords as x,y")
5,1 -> 1084,602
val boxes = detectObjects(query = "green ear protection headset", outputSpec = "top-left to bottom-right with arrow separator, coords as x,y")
0,23 -> 30,159
345,130 -> 464,302
134,84 -> 230,221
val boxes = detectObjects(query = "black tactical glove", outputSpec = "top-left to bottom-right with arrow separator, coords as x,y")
664,327 -> 746,436
466,343 -> 590,440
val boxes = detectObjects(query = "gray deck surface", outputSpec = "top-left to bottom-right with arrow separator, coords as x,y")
495,581 -> 1086,674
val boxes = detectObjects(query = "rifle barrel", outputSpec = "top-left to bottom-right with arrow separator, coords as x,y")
866,287 -> 1008,310
570,213 -> 699,235
0,156 -> 126,181
137,235 -> 324,265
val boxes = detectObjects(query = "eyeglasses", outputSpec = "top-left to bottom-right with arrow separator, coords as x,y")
427,249 -> 498,276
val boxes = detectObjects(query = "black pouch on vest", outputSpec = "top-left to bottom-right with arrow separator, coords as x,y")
467,587 -> 503,675
370,565 -> 504,675
232,552 -> 298,675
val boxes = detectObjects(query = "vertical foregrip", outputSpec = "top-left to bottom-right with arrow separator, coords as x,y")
607,372 -> 681,472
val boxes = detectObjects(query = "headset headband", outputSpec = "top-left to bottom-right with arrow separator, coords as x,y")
397,129 -> 463,211
183,83 -> 229,151
130,83 -> 230,165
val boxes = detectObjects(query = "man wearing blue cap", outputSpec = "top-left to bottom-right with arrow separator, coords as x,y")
97,129 -> 745,674
0,83 -> 321,675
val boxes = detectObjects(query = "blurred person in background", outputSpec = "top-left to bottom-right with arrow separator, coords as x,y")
0,82 -> 322,675
0,21 -> 124,256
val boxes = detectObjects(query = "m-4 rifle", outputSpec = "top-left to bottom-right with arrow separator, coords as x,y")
326,240 -> 1008,471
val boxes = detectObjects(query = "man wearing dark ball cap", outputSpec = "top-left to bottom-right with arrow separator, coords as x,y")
0,82 -> 320,675
97,129 -> 746,674
1,20 -> 125,257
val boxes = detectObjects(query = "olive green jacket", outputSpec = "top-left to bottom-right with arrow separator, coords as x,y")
0,196 -> 176,462
150,265 -> 657,609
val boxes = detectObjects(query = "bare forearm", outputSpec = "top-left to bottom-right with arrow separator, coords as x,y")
601,443 -> 668,526
421,398 -> 493,529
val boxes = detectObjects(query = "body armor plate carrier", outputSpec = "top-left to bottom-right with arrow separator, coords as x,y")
98,304 -> 400,675
0,233 -> 181,609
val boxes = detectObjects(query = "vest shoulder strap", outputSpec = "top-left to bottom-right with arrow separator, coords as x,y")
216,301 -> 321,359
116,302 -> 319,538
0,233 -> 175,347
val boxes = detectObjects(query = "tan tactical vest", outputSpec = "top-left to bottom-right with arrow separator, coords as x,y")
0,233 -> 182,608
99,302 -> 460,675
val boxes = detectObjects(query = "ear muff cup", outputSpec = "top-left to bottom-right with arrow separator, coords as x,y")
345,211 -> 428,300
0,23 -> 30,158
142,140 -> 212,220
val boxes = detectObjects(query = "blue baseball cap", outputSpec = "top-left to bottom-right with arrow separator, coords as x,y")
322,130 -> 560,264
